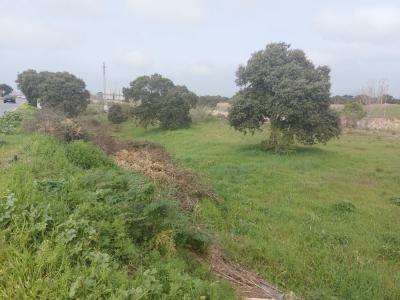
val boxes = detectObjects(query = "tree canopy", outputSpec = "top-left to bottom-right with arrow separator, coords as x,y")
17,70 -> 90,117
123,74 -> 198,129
108,103 -> 128,124
0,84 -> 13,96
229,42 -> 340,152
16,70 -> 47,106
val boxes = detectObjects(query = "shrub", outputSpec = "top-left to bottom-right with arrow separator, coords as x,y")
65,140 -> 112,169
0,112 -> 22,134
108,104 -> 128,124
26,109 -> 87,142
342,102 -> 366,128
123,74 -> 198,130
190,107 -> 214,123
180,228 -> 210,254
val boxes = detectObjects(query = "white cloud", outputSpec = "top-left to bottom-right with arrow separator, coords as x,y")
306,49 -> 339,66
126,0 -> 204,23
1,0 -> 101,17
307,42 -> 400,69
0,16 -> 76,48
124,51 -> 152,69
316,4 -> 400,43
190,60 -> 215,75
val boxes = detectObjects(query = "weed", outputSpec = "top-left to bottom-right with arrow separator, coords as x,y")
381,232 -> 400,261
0,111 -> 22,134
65,140 -> 113,169
390,196 -> 400,206
35,178 -> 65,192
332,201 -> 356,214
0,193 -> 17,227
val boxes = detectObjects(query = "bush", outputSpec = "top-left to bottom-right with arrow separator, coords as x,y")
108,104 -> 128,124
342,102 -> 366,128
65,140 -> 112,169
0,112 -> 22,134
190,107 -> 214,123
26,109 -> 87,142
123,74 -> 198,130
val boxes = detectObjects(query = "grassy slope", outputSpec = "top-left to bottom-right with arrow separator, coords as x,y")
0,114 -> 235,299
118,119 -> 400,299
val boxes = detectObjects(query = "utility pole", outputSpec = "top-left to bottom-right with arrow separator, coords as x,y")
102,62 -> 108,111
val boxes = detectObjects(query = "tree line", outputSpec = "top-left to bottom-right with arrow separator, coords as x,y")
330,94 -> 400,105
21,42 -> 395,152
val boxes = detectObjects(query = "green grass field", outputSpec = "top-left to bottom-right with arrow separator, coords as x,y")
117,119 -> 400,299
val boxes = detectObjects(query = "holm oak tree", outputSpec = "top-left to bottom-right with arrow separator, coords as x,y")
229,43 -> 341,152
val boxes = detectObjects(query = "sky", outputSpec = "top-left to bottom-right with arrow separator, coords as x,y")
1,0 -> 400,97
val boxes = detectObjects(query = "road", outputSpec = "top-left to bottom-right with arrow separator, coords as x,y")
0,98 -> 25,117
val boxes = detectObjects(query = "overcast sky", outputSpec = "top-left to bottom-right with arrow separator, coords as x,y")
1,0 -> 400,97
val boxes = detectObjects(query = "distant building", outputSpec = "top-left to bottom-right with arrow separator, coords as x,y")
93,91 -> 125,103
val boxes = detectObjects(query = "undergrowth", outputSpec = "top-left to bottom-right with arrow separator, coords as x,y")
0,125 -> 235,298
